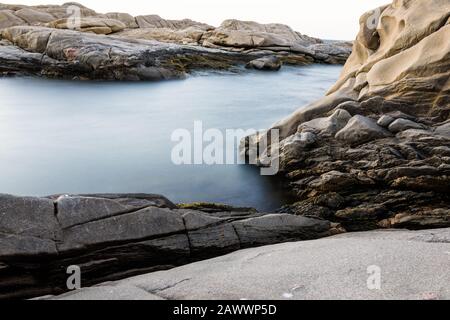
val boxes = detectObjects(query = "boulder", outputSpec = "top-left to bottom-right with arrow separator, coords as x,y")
388,118 -> 427,133
0,10 -> 27,29
104,12 -> 138,29
58,206 -> 186,252
232,214 -> 330,247
298,109 -> 351,136
204,19 -> 302,48
246,55 -> 282,71
435,122 -> 450,137
335,115 -> 392,145
14,8 -> 55,24
377,115 -> 395,127
1,26 -> 53,52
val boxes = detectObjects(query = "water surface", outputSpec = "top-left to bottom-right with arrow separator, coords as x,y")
0,65 -> 341,211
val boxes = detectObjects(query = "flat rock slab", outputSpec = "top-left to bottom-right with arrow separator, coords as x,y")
48,228 -> 450,300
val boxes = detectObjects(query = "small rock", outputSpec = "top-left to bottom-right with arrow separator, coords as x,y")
388,118 -> 427,133
335,115 -> 392,145
298,109 -> 351,136
377,115 -> 395,127
435,122 -> 450,137
246,56 -> 282,71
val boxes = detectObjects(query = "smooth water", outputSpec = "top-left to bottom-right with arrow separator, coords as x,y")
0,65 -> 341,211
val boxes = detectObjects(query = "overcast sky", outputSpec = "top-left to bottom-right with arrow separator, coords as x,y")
9,0 -> 389,39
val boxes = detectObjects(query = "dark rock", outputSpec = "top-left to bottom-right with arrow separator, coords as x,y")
335,115 -> 392,145
0,193 -> 332,299
246,56 -> 282,71
232,214 -> 331,247
388,118 -> 427,133
0,194 -> 59,257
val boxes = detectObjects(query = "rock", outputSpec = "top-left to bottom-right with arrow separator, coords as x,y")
246,55 -> 282,71
298,109 -> 352,136
0,10 -> 26,29
435,122 -> 450,137
0,193 -> 332,299
282,132 -> 317,148
232,214 -> 330,247
104,12 -> 138,29
1,26 -> 53,52
46,228 -> 450,300
117,27 -> 207,45
379,209 -> 450,230
202,19 -> 350,64
0,194 -> 59,257
182,211 -> 241,259
388,118 -> 427,133
377,115 -> 395,127
335,115 -> 392,145
0,26 -> 250,80
55,194 -> 174,229
135,15 -> 212,30
205,19 -> 301,48
14,8 -> 55,24
307,171 -> 362,193
47,17 -> 126,34
328,0 -> 450,115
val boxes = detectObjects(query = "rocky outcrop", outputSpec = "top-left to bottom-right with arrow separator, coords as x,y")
47,17 -> 127,34
0,193 -> 332,299
249,0 -> 450,230
45,228 -> 450,300
0,2 -> 352,79
0,26 -> 257,80
202,19 -> 352,64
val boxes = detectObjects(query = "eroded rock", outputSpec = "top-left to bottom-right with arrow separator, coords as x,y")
0,193 -> 331,299
335,115 -> 392,145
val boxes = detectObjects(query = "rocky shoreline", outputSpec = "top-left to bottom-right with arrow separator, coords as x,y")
0,193 -> 336,299
0,0 -> 449,300
250,0 -> 450,231
0,2 -> 352,80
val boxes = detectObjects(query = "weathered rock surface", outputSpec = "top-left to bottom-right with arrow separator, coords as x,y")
246,55 -> 282,71
46,228 -> 450,300
0,2 -> 352,79
249,0 -> 450,230
0,193 -> 331,299
47,17 -> 127,34
335,115 -> 392,145
0,26 -> 257,80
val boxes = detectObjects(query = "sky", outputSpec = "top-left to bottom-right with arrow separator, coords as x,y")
8,0 -> 389,40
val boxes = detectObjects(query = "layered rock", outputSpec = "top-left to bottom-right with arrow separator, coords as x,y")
250,0 -> 450,230
0,193 -> 332,299
0,26 -> 255,80
45,228 -> 450,300
202,19 -> 352,64
0,2 -> 352,79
